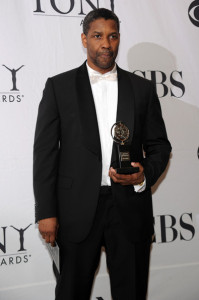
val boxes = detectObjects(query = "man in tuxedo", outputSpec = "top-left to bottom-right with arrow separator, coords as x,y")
33,8 -> 171,300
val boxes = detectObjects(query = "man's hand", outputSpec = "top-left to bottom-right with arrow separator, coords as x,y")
109,162 -> 144,186
38,217 -> 59,247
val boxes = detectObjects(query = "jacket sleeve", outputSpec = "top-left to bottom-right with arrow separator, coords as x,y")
33,78 -> 60,222
142,82 -> 172,189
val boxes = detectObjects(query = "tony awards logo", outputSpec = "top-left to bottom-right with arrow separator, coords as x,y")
2,65 -> 24,91
33,0 -> 115,16
0,64 -> 25,103
111,122 -> 139,174
0,224 -> 32,267
10,224 -> 32,251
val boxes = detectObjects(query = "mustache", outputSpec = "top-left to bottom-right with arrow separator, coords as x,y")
97,51 -> 114,57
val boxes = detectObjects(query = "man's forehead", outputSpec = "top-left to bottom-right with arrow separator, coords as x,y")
88,18 -> 118,33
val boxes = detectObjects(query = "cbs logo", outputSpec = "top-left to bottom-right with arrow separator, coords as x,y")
188,0 -> 199,27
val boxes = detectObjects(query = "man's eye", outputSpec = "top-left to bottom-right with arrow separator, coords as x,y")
94,34 -> 101,38
110,35 -> 118,39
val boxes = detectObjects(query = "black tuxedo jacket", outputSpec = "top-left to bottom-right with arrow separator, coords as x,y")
33,62 -> 171,243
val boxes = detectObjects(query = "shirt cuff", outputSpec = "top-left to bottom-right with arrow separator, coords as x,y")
134,177 -> 146,193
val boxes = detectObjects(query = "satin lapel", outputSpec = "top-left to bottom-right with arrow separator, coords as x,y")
76,62 -> 101,160
116,66 -> 135,138
111,67 -> 135,166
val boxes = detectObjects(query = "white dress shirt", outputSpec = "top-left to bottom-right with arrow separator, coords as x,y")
86,63 -> 146,192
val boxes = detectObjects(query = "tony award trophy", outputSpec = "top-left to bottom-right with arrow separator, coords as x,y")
111,122 -> 139,174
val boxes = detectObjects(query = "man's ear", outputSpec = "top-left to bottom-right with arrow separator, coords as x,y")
81,33 -> 87,48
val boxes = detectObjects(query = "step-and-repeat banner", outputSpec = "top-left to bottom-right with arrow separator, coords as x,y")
0,1 -> 199,299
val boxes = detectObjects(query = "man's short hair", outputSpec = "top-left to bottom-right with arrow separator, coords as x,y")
83,8 -> 120,35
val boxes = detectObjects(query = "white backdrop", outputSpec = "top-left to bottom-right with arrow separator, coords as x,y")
1,1 -> 199,299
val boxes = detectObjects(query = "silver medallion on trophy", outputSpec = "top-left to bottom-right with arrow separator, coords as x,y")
111,122 -> 139,174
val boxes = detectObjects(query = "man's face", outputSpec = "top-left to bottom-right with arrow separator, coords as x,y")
81,18 -> 120,74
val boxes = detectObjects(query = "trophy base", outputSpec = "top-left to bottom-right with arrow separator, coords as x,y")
116,167 -> 139,174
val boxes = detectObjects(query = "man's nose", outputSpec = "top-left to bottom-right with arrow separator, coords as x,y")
102,37 -> 111,49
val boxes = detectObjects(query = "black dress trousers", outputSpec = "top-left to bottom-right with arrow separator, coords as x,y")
55,187 -> 151,300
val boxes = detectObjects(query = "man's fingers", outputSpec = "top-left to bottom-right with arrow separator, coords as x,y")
41,232 -> 56,245
41,233 -> 46,239
45,235 -> 50,244
110,174 -> 132,185
131,162 -> 144,172
110,167 -> 116,174
50,234 -> 56,247
109,163 -> 144,185
111,172 -> 139,183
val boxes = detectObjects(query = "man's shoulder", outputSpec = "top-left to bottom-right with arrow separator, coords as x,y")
50,65 -> 80,83
48,61 -> 87,84
117,66 -> 153,89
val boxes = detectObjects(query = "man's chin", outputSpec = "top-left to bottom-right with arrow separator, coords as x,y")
96,59 -> 115,70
